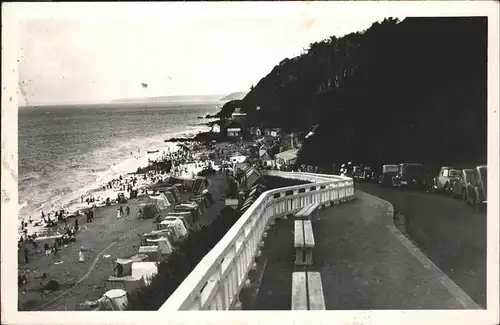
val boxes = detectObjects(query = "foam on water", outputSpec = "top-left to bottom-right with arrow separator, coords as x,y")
18,103 -> 216,226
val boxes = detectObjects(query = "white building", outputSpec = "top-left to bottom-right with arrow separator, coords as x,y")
211,124 -> 221,133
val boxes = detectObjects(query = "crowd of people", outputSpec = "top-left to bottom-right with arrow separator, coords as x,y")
17,141 -> 222,302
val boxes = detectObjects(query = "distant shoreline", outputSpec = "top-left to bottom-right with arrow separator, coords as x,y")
18,100 -> 224,110
18,91 -> 248,109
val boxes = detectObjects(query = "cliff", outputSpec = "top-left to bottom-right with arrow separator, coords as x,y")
217,17 -> 487,168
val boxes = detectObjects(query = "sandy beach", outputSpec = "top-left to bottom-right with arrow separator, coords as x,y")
18,167 -> 231,311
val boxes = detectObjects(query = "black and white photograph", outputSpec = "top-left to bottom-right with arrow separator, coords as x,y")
1,2 -> 498,325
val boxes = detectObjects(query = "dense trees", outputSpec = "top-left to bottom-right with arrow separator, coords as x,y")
220,17 -> 487,170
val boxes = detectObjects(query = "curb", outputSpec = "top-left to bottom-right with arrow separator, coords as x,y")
373,195 -> 481,310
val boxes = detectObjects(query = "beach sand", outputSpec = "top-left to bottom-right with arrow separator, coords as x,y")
18,173 -> 230,311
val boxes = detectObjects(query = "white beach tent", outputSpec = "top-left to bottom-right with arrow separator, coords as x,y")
150,192 -> 171,211
275,148 -> 300,165
106,275 -> 146,293
138,246 -> 162,262
160,218 -> 188,239
131,262 -> 158,286
99,289 -> 128,311
145,236 -> 173,255
113,254 -> 148,277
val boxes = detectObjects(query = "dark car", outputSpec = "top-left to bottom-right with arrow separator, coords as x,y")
378,164 -> 398,187
392,163 -> 426,190
451,168 -> 477,201
359,166 -> 373,182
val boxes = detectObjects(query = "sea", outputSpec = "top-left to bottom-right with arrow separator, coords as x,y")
18,101 -> 219,224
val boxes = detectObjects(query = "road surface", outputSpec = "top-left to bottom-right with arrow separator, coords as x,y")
355,182 -> 486,308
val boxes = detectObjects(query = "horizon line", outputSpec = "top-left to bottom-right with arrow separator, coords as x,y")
18,91 -> 248,108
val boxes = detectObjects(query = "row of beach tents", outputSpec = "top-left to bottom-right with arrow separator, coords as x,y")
98,176 -> 214,309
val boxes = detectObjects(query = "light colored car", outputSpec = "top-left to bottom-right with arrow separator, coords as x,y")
378,164 -> 398,187
433,166 -> 462,194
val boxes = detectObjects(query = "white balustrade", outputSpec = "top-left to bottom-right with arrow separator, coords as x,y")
159,170 -> 354,311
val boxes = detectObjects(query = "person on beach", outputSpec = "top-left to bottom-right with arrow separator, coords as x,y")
78,248 -> 86,262
74,218 -> 79,232
52,242 -> 59,257
126,206 -> 130,217
116,208 -> 122,219
30,237 -> 38,249
44,243 -> 51,256
81,195 -> 84,203
24,246 -> 29,264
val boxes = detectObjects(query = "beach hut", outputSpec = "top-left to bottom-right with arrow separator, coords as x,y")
275,148 -> 300,166
138,203 -> 160,219
106,275 -> 146,293
99,289 -> 128,311
131,262 -> 158,287
112,254 -> 148,277
168,186 -> 181,202
166,212 -> 194,229
160,218 -> 188,239
149,193 -> 171,211
192,177 -> 208,194
164,191 -> 177,205
245,167 -> 262,189
138,246 -> 161,262
145,236 -> 173,256
174,205 -> 199,222
211,123 -> 221,133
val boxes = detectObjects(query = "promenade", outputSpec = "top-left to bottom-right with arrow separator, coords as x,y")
246,190 -> 481,310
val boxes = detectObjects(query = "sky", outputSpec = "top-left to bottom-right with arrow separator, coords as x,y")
15,3 -> 401,106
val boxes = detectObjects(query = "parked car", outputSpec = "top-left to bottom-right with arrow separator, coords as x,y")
451,169 -> 477,201
473,165 -> 487,211
392,163 -> 426,190
359,166 -> 373,182
432,166 -> 462,194
352,166 -> 363,181
378,164 -> 398,187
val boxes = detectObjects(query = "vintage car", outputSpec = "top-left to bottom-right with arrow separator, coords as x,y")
352,166 -> 363,180
451,169 -> 477,201
473,165 -> 487,210
432,166 -> 462,194
378,164 -> 399,187
359,166 -> 373,182
392,163 -> 426,190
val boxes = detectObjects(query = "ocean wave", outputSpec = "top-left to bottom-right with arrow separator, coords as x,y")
18,125 -> 205,222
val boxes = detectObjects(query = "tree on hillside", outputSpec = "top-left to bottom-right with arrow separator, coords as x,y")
238,17 -> 487,169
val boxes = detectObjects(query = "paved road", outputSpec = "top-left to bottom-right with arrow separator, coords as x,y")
355,182 -> 486,307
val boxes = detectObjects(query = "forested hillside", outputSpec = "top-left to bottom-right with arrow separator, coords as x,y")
217,17 -> 487,169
